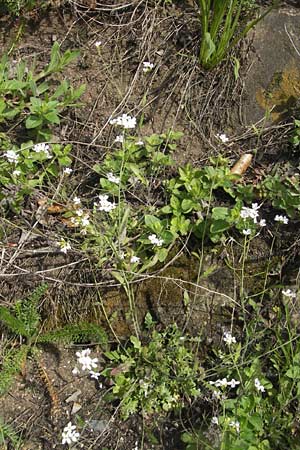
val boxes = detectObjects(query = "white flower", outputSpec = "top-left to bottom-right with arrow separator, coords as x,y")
136,140 -> 144,146
210,378 -> 228,388
259,219 -> 266,227
76,348 -> 98,371
12,169 -> 21,176
148,234 -> 164,247
282,289 -> 297,298
223,331 -> 237,346
61,422 -> 80,445
95,194 -> 116,212
72,367 -> 80,375
76,208 -> 84,217
90,370 -> 101,380
4,150 -> 19,163
63,167 -> 73,175
216,133 -> 229,143
95,40 -> 102,47
254,378 -> 265,393
240,203 -> 260,223
274,214 -> 289,224
81,214 -> 90,227
242,229 -> 251,236
229,420 -> 240,433
142,61 -> 154,73
211,416 -> 219,425
33,142 -> 51,158
107,172 -> 120,184
227,379 -> 240,388
130,255 -> 140,264
114,134 -> 124,143
59,240 -> 71,254
73,196 -> 81,205
110,113 -> 136,129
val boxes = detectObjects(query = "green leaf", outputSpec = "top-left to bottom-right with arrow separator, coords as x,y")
211,206 -> 230,220
130,335 -> 141,350
25,115 -> 43,129
203,32 -> 216,63
145,215 -> 163,234
44,111 -> 60,124
0,307 -> 28,337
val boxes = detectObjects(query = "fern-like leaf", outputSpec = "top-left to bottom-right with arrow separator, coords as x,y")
0,306 -> 28,337
0,345 -> 29,396
14,284 -> 48,337
37,322 -> 108,345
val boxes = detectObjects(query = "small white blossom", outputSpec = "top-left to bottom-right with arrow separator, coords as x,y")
136,140 -> 144,146
274,214 -> 289,224
216,133 -> 229,143
72,367 -> 80,375
240,203 -> 260,223
81,214 -> 90,227
229,420 -> 240,433
114,134 -> 124,143
61,422 -> 80,445
63,167 -> 73,175
254,378 -> 265,393
223,331 -> 237,346
90,370 -> 101,380
282,289 -> 297,298
59,240 -> 71,254
73,196 -> 81,205
211,416 -> 219,425
242,229 -> 251,236
227,379 -> 240,388
76,348 -> 98,371
210,378 -> 228,388
130,255 -> 140,264
95,40 -> 102,47
142,61 -> 154,73
107,172 -> 120,184
148,234 -> 164,247
4,150 -> 19,163
33,142 -> 51,158
76,208 -> 84,217
259,219 -> 266,227
110,113 -> 136,129
12,169 -> 21,176
95,194 -> 116,212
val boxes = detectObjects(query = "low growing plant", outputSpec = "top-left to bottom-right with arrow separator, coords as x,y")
102,314 -> 203,419
0,284 -> 107,395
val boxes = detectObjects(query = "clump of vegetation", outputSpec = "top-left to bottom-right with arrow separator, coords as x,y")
0,284 -> 107,395
102,314 -> 202,419
198,0 -> 278,69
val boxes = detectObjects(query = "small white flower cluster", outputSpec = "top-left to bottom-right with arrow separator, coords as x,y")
70,206 -> 90,232
240,203 -> 266,234
148,234 -> 164,247
33,142 -> 52,159
229,420 -> 240,433
114,134 -> 124,143
61,421 -> 80,445
73,348 -> 102,384
13,169 -> 21,176
94,194 -> 116,212
63,167 -> 73,175
142,61 -> 154,73
59,240 -> 72,254
223,331 -> 237,346
274,214 -> 289,225
110,113 -> 136,129
216,133 -> 229,143
4,149 -> 19,163
210,377 -> 240,388
95,40 -> 102,47
107,172 -> 120,184
282,289 -> 297,298
254,377 -> 265,393
130,255 -> 140,264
